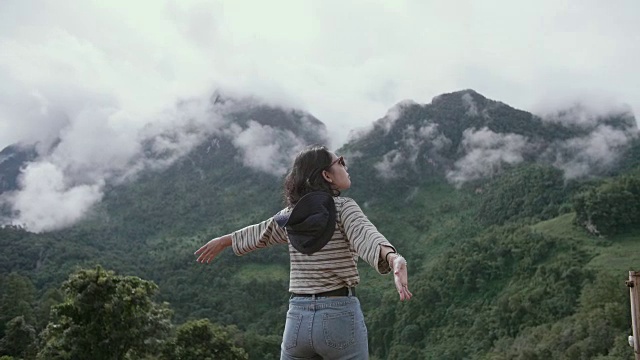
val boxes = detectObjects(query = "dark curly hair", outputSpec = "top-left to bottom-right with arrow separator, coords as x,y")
284,145 -> 340,207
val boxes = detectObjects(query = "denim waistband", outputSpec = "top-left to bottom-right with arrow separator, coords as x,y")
290,286 -> 356,298
288,294 -> 359,311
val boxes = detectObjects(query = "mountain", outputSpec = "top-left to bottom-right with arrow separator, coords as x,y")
0,144 -> 37,195
343,89 -> 637,189
1,90 -> 639,359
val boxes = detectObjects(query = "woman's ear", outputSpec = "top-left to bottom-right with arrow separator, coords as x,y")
322,170 -> 333,183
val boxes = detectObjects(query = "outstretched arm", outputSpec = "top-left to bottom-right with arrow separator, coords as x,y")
380,245 -> 413,301
195,218 -> 288,263
194,234 -> 232,263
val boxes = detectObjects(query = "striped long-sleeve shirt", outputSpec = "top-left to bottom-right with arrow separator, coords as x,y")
231,196 -> 396,294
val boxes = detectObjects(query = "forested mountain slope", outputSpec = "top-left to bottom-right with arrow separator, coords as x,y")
1,90 -> 639,359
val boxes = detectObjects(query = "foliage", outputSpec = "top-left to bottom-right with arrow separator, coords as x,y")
0,316 -> 36,359
477,164 -> 567,226
161,319 -> 248,360
0,273 -> 36,338
37,266 -> 172,360
366,225 -> 597,359
573,174 -> 640,235
484,273 -> 631,359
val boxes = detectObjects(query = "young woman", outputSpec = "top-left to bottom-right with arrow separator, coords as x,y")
195,145 -> 412,359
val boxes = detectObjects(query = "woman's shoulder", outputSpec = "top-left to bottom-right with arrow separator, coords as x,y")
334,196 -> 360,209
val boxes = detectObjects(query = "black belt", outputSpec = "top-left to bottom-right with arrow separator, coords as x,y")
291,287 -> 356,298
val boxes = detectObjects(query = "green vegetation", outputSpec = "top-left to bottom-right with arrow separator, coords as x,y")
573,175 -> 640,236
2,164 -> 639,359
0,266 -> 262,360
478,164 -> 567,226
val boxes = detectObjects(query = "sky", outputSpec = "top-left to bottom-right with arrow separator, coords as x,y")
1,0 -> 639,231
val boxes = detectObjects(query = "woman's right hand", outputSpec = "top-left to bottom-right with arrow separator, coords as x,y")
194,234 -> 232,263
392,254 -> 413,301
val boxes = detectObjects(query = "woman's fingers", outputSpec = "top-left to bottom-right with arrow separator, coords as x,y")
195,239 -> 220,263
195,235 -> 234,264
398,283 -> 412,301
392,255 -> 412,301
196,249 -> 209,263
394,275 -> 411,301
402,286 -> 413,301
194,243 -> 208,255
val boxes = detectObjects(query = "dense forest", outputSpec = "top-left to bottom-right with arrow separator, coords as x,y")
1,90 -> 639,359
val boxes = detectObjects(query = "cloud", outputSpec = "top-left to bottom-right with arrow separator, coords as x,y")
1,0 -> 639,229
374,122 -> 451,179
462,93 -> 479,117
552,125 -> 636,179
1,95 -> 227,231
446,128 -> 529,185
534,95 -> 635,128
226,120 -> 307,176
5,161 -> 103,232
445,120 -> 638,185
1,1 -> 639,151
374,150 -> 403,180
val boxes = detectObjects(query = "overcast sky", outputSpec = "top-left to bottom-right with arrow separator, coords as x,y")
1,0 -> 639,151
1,0 -> 639,231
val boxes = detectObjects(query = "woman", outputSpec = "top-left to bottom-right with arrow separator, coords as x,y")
195,145 -> 412,359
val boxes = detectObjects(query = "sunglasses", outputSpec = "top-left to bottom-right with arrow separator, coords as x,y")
325,156 -> 346,170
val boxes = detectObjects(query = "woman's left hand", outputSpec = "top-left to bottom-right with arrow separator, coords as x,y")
194,234 -> 232,263
392,255 -> 413,301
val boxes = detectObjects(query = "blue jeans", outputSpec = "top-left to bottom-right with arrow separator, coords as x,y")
280,295 -> 369,360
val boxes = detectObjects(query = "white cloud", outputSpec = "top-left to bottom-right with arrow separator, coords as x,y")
1,1 -> 639,151
553,125 -> 636,179
6,161 -> 103,232
373,122 -> 451,179
1,0 -> 639,229
446,128 -> 529,185
227,120 -> 307,176
462,93 -> 479,117
374,150 -> 403,180
534,95 -> 635,127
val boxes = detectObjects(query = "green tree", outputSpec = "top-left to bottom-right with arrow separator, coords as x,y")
478,164 -> 566,226
37,266 -> 172,360
34,288 -> 64,334
0,273 -> 36,338
573,175 -> 640,235
162,319 -> 248,360
0,316 -> 36,359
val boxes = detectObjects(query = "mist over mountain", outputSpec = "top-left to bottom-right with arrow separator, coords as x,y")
342,89 -> 637,190
0,91 -> 326,232
0,89 -> 637,233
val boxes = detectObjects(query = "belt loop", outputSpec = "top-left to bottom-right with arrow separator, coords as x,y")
348,287 -> 353,297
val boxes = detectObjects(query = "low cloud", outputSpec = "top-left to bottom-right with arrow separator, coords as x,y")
462,93 -> 479,117
1,96 -> 221,231
446,128 -> 529,185
538,101 -> 635,128
355,100 -> 419,139
0,93 -> 307,232
226,120 -> 307,176
374,150 -> 404,180
374,122 -> 451,179
551,125 -> 636,179
6,161 -> 103,232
